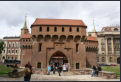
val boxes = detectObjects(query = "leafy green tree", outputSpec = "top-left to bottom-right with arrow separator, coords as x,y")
0,41 -> 4,54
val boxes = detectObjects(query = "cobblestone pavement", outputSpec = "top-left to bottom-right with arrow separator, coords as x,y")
0,72 -> 120,81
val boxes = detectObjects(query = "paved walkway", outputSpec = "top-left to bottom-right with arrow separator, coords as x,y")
0,72 -> 120,81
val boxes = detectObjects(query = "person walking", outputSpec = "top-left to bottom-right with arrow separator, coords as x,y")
57,64 -> 59,73
58,64 -> 62,76
91,65 -> 97,77
48,65 -> 51,75
63,63 -> 67,76
28,62 -> 32,81
24,64 -> 30,81
53,64 -> 55,74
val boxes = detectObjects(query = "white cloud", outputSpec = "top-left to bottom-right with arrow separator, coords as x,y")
0,1 -> 120,39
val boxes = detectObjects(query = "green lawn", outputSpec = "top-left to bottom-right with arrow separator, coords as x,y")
0,64 -> 23,76
101,66 -> 120,77
0,64 -> 12,76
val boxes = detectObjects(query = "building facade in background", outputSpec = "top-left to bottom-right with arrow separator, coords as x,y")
88,24 -> 120,65
1,37 -> 21,62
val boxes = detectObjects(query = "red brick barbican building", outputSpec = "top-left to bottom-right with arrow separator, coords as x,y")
20,18 -> 98,70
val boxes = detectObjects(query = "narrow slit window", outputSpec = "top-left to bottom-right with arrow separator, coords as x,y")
39,44 -> 42,52
77,27 -> 79,32
39,27 -> 42,31
62,27 -> 64,32
69,27 -> 72,32
76,44 -> 79,53
54,27 -> 57,32
47,27 -> 49,32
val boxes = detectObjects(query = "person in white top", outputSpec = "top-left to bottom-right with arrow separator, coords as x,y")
63,63 -> 67,76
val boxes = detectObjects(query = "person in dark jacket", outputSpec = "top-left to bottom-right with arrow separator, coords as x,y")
58,64 -> 62,76
96,65 -> 102,76
53,64 -> 55,74
28,62 -> 32,81
91,65 -> 96,77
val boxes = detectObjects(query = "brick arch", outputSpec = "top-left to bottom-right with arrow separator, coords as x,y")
52,35 -> 58,41
45,35 -> 51,41
60,35 -> 66,42
67,35 -> 74,42
47,48 -> 69,64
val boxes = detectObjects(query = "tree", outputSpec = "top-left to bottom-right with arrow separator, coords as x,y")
0,41 -> 4,54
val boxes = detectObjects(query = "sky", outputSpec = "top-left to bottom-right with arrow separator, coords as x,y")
0,1 -> 120,39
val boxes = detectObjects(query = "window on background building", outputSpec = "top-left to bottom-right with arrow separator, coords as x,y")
96,50 -> 98,54
39,44 -> 42,52
102,57 -> 105,62
107,38 -> 111,42
69,27 -> 72,32
102,50 -> 104,54
11,57 -> 13,59
62,27 -> 64,32
109,57 -> 112,62
12,43 -> 14,47
9,43 -> 11,47
115,45 -> 119,48
77,27 -> 79,32
8,50 -> 10,53
108,45 -> 111,48
47,27 -> 49,32
54,27 -> 57,32
115,50 -> 120,54
15,57 -> 17,60
114,28 -> 118,31
114,39 -> 120,42
101,45 -> 104,48
8,57 -> 9,59
101,39 -> 103,42
12,50 -> 14,53
2,56 -> 5,59
16,43 -> 18,47
97,57 -> 99,62
39,27 -> 42,31
108,50 -> 111,54
76,63 -> 79,69
76,44 -> 79,53
89,34 -> 91,36
3,50 -> 5,53
4,44 -> 6,47
16,50 -> 18,53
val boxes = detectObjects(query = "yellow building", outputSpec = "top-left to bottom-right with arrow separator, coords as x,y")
88,24 -> 120,65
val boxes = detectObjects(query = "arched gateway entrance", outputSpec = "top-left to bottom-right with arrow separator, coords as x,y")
49,51 -> 68,67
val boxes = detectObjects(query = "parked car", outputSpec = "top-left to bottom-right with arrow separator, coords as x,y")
110,64 -> 116,66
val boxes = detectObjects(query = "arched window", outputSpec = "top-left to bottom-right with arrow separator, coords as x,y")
12,43 -> 14,47
77,27 -> 79,32
102,57 -> 105,62
2,56 -> 5,59
39,27 -> 42,31
109,57 -> 112,62
54,27 -> 57,32
97,57 -> 99,62
47,27 -> 49,32
62,27 -> 64,32
114,28 -> 118,31
69,27 -> 72,32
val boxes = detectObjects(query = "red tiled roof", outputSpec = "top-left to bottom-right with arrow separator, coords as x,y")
31,18 -> 87,27
21,34 -> 31,38
87,36 -> 97,41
